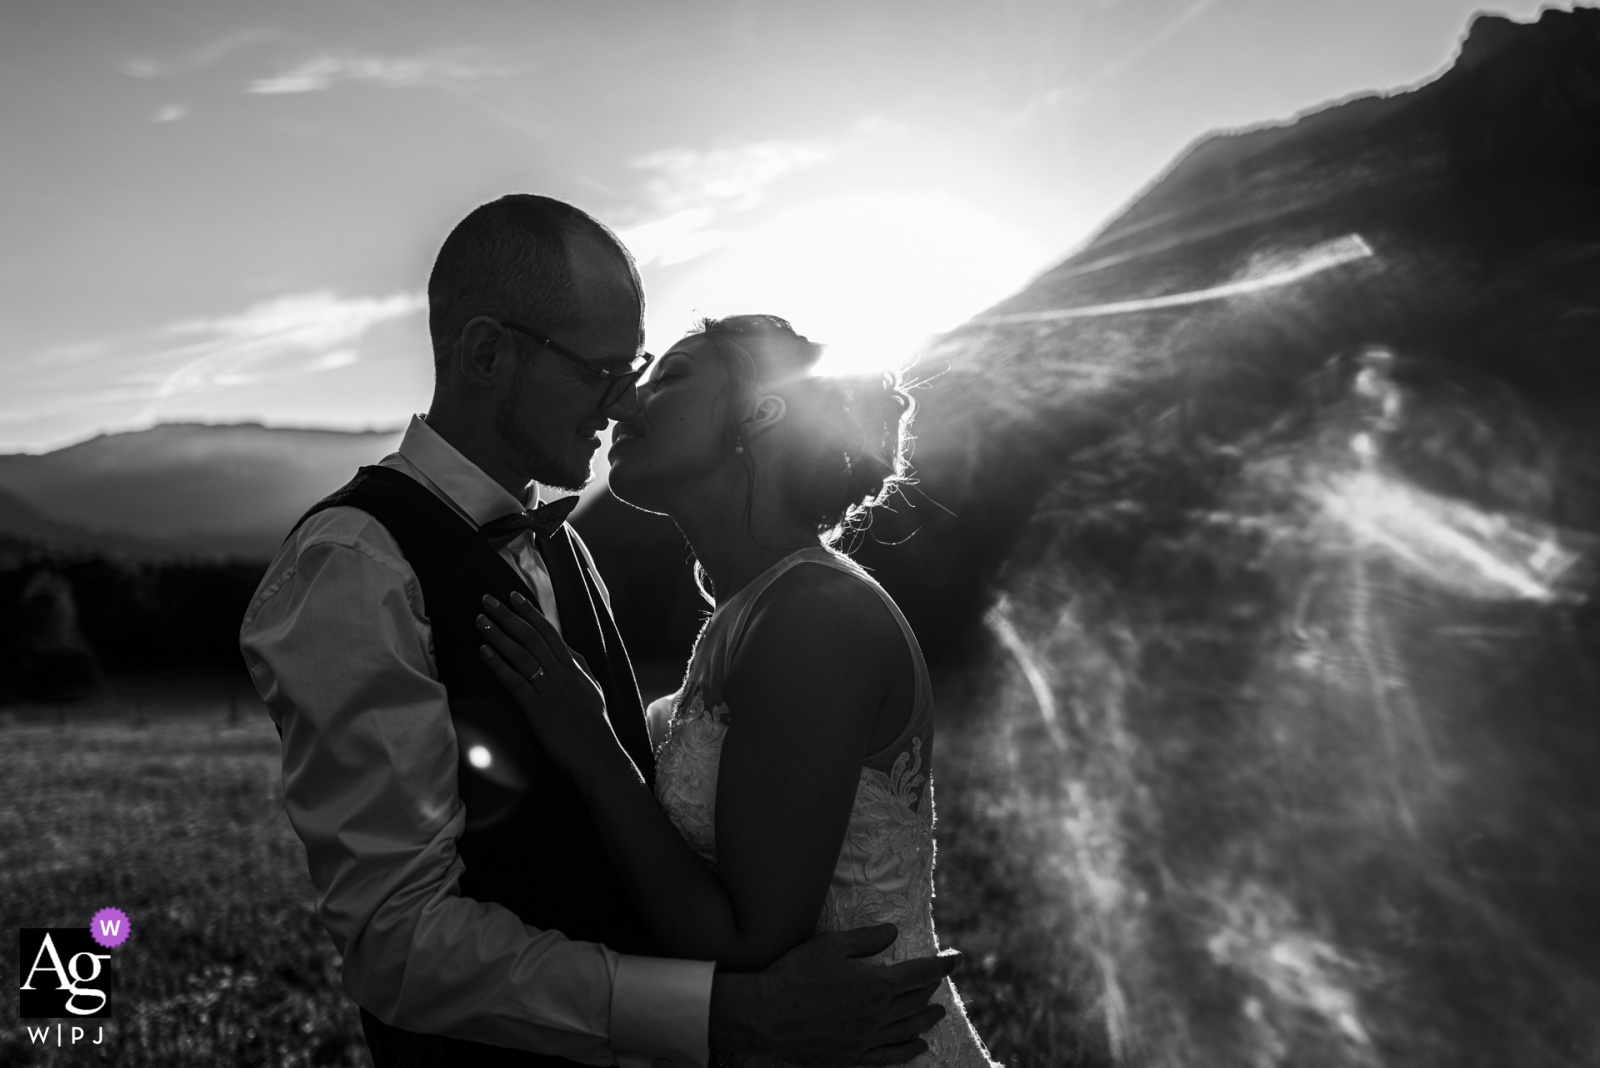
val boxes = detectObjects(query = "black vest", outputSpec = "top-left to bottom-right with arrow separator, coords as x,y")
294,466 -> 658,1067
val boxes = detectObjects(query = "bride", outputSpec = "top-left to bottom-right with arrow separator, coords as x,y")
476,313 -> 996,1067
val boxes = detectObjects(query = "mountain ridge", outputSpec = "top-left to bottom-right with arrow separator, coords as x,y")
0,422 -> 404,558
846,6 -> 1600,659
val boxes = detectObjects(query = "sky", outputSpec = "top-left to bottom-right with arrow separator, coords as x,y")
0,0 -> 1570,452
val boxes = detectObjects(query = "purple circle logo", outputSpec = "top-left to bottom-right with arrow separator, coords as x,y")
89,907 -> 130,949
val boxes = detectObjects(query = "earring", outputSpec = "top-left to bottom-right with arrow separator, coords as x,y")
842,450 -> 853,477
734,435 -> 745,455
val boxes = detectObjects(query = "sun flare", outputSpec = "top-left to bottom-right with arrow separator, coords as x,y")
639,190 -> 1052,378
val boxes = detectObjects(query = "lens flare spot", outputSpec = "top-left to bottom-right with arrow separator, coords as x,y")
1311,469 -> 1586,603
984,596 -> 1067,751
467,745 -> 492,769
976,234 -> 1374,323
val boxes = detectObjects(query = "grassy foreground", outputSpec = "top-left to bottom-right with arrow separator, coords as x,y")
0,687 -> 1080,1068
0,700 -> 368,1068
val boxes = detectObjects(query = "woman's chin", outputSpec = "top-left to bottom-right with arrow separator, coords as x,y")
607,484 -> 671,517
605,465 -> 665,515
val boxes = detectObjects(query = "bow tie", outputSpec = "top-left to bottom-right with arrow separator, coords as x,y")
478,496 -> 580,548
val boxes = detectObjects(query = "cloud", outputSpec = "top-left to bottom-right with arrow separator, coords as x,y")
306,349 -> 360,372
190,29 -> 283,68
3,291 -> 427,450
247,52 -> 512,94
153,104 -> 189,123
121,28 -> 281,79
633,139 -> 835,213
619,209 -> 735,268
621,139 -> 836,268
121,59 -> 165,79
149,291 -> 422,404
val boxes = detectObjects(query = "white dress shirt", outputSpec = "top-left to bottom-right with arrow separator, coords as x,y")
240,415 -> 713,1068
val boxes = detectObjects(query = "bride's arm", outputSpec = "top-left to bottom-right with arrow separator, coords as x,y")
476,572 -> 898,971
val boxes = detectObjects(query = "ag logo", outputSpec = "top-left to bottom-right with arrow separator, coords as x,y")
19,929 -> 112,1018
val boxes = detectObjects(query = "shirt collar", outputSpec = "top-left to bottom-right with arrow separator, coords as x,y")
397,415 -> 540,527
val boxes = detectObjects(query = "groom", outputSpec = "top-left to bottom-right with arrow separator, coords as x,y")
240,194 -> 957,1068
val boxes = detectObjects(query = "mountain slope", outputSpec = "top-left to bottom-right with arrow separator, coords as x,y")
818,10 -> 1600,1067
0,423 -> 402,559
852,6 -> 1600,654
0,485 -> 177,563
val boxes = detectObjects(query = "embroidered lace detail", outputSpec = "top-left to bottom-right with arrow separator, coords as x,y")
654,691 -> 726,864
655,701 -> 997,1067
816,739 -> 935,958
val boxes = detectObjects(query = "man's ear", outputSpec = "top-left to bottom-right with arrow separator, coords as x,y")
456,316 -> 512,388
743,394 -> 788,441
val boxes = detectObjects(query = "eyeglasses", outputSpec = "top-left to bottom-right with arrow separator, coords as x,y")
498,319 -> 656,408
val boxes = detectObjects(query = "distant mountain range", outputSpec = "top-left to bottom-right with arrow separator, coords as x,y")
0,423 -> 402,560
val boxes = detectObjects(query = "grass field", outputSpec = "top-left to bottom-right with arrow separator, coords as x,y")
0,679 -> 1085,1068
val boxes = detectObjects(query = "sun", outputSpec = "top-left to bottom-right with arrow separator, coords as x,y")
641,189 -> 1052,378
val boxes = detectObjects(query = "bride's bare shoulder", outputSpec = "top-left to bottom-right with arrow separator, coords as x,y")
737,562 -> 901,668
763,559 -> 892,619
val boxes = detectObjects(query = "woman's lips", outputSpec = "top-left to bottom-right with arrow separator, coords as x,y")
608,429 -> 643,458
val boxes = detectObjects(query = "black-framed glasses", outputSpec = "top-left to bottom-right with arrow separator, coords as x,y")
498,319 -> 655,408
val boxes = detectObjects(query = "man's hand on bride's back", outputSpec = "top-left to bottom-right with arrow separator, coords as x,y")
708,923 -> 960,1067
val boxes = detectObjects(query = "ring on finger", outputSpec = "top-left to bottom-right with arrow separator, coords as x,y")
528,666 -> 545,683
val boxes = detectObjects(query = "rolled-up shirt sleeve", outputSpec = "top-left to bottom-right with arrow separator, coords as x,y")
240,510 -> 713,1067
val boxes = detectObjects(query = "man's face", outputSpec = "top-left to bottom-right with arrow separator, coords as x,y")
493,240 -> 644,492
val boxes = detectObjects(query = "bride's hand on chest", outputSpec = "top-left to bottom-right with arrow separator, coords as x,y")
476,591 -> 636,781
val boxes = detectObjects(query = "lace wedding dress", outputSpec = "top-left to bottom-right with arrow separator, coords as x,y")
649,547 -> 997,1068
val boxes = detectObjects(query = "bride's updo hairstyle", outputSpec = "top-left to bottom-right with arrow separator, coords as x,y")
697,313 -> 915,546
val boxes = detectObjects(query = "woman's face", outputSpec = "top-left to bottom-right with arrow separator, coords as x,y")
606,333 -> 739,514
